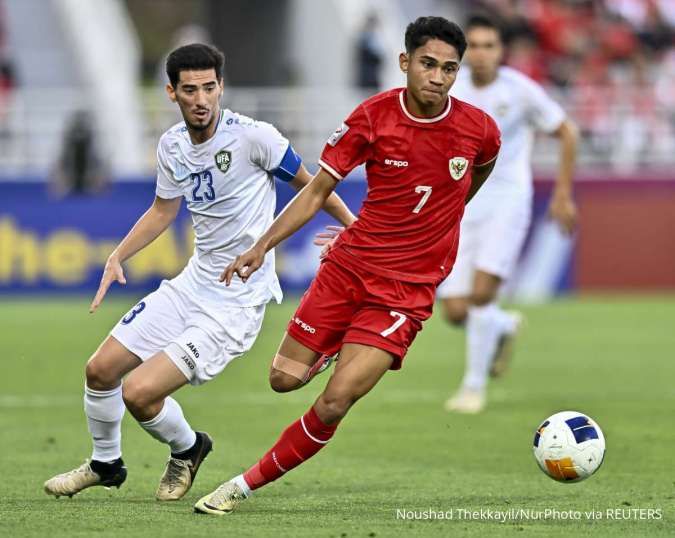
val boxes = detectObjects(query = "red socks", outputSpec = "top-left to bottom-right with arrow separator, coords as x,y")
243,406 -> 338,490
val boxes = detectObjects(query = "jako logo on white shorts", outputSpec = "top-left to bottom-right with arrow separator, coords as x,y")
294,317 -> 316,334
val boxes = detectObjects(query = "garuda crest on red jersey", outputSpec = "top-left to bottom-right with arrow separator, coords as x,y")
449,157 -> 468,181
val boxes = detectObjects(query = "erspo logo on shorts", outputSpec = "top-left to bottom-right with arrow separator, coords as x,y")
293,317 -> 316,334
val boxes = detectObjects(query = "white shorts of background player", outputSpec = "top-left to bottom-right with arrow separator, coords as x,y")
436,190 -> 531,298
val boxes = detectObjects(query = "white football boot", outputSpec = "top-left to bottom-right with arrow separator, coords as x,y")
303,353 -> 337,385
194,480 -> 248,515
44,459 -> 127,498
444,387 -> 486,414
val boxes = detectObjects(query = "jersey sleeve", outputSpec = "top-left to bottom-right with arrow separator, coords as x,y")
475,112 -> 501,166
247,121 -> 291,172
318,104 -> 372,180
155,137 -> 183,199
523,77 -> 566,133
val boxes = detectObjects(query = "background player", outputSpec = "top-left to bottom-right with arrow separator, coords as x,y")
43,44 -> 354,501
437,15 -> 579,414
193,17 -> 501,515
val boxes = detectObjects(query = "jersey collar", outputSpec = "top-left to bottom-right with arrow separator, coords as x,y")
398,90 -> 452,123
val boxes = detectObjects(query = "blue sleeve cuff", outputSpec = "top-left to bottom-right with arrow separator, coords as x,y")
272,144 -> 302,182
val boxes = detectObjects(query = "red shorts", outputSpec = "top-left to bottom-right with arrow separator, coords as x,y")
286,257 -> 435,369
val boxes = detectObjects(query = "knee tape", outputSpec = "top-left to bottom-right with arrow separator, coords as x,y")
271,354 -> 311,381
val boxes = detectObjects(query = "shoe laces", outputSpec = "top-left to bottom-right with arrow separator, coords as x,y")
66,461 -> 93,477
209,482 -> 243,508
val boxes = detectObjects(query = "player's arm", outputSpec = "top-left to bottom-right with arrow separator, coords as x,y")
548,119 -> 579,235
289,164 -> 357,227
90,195 -> 182,312
221,169 -> 338,285
466,157 -> 498,203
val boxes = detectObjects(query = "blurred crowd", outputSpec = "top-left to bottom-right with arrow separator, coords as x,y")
476,0 -> 673,86
2,1 -> 675,174
474,0 -> 675,168
0,0 -> 16,142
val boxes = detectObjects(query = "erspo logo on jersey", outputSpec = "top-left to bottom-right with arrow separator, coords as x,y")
384,158 -> 408,168
327,122 -> 349,147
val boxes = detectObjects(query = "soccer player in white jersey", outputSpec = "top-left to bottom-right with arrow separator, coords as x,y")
437,16 -> 579,413
43,44 -> 356,500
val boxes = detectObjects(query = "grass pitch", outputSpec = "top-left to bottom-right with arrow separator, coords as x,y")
0,295 -> 673,537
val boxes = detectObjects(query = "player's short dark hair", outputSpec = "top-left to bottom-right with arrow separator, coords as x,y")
166,43 -> 225,88
404,16 -> 467,58
465,14 -> 503,39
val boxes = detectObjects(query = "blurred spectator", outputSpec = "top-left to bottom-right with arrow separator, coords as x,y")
504,34 -> 547,82
0,0 -> 14,141
354,13 -> 384,92
0,54 -> 15,139
655,47 -> 675,112
51,111 -> 109,196
488,0 -> 534,44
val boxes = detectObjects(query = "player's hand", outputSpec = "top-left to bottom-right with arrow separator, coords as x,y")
90,255 -> 126,313
548,193 -> 578,235
220,244 -> 266,285
313,225 -> 344,259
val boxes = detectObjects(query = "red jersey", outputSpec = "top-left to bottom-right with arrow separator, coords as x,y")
319,88 -> 501,284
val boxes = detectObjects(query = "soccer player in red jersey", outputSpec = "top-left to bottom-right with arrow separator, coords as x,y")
194,16 -> 501,515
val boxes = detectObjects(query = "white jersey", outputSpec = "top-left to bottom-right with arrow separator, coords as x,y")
451,66 -> 565,200
155,109 -> 290,307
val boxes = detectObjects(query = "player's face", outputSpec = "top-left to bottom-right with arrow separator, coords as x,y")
166,69 -> 223,133
465,27 -> 503,79
400,39 -> 460,113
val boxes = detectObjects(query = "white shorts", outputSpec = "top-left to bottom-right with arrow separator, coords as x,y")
436,193 -> 531,299
110,280 -> 265,385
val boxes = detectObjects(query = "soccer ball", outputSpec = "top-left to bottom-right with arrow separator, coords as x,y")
533,411 -> 605,483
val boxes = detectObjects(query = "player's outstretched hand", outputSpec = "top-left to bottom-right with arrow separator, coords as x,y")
313,225 -> 344,259
220,244 -> 266,286
548,194 -> 578,235
90,256 -> 126,313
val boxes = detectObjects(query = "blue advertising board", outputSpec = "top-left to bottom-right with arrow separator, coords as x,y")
0,176 -> 570,299
0,178 -> 366,295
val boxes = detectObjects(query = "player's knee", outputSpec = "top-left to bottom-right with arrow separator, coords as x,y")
85,356 -> 119,390
121,380 -> 153,416
444,306 -> 467,326
269,368 -> 302,393
441,299 -> 468,326
317,391 -> 357,423
470,289 -> 496,307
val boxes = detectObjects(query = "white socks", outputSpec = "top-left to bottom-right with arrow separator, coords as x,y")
84,384 -> 125,462
139,397 -> 196,454
85,387 -> 196,460
462,303 -> 516,391
232,474 -> 252,497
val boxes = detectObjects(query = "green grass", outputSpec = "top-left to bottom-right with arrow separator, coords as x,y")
1,296 -> 674,537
